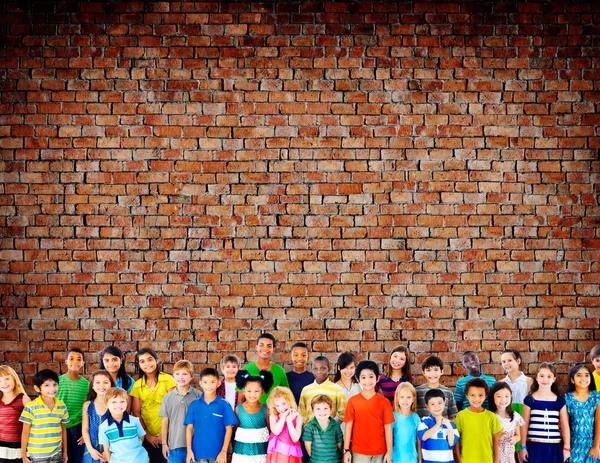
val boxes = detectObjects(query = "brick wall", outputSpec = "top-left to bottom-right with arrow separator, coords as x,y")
1,1 -> 599,388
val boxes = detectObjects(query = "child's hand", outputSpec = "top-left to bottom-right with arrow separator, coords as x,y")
162,444 -> 170,460
187,450 -> 195,463
510,434 -> 520,446
216,450 -> 227,463
77,436 -> 85,445
383,451 -> 392,463
23,457 -> 31,463
520,449 -> 529,462
91,449 -> 104,461
343,452 -> 352,463
441,418 -> 451,428
563,448 -> 570,462
146,435 -> 161,448
590,446 -> 600,459
287,409 -> 298,421
63,451 -> 69,463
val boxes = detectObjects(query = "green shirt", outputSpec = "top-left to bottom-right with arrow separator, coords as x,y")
242,362 -> 289,404
454,408 -> 502,463
57,374 -> 89,428
302,417 -> 343,463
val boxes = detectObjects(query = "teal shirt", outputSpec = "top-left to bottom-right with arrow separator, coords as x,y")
454,374 -> 496,410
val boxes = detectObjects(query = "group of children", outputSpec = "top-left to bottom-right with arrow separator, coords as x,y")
1,335 -> 600,463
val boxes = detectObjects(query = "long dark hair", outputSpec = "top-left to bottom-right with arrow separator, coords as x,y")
530,363 -> 561,396
235,369 -> 274,394
386,345 -> 411,381
86,370 -> 116,402
334,352 -> 358,383
567,363 -> 597,393
135,347 -> 162,383
488,381 -> 515,421
99,346 -> 132,391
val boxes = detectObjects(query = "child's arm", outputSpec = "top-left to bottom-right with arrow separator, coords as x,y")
591,403 -> 600,459
21,423 -> 31,463
416,435 -> 422,463
62,423 -> 68,463
492,430 -> 502,463
103,443 -> 111,463
455,440 -> 462,463
559,403 -> 571,462
217,425 -> 233,463
161,417 -> 170,460
383,423 -> 393,463
305,441 -> 312,456
421,418 -> 442,441
343,421 -> 353,463
520,403 -> 531,461
82,402 -> 104,461
269,411 -> 287,435
186,424 -> 195,463
287,411 -> 303,443
443,419 -> 455,448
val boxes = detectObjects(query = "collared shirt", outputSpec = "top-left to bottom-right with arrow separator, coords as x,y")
183,394 -> 238,460
98,412 -> 148,463
298,380 -> 347,424
19,396 -> 70,458
159,387 -> 202,449
302,417 -> 343,463
130,373 -> 176,436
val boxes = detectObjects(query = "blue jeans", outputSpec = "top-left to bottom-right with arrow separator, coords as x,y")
167,448 -> 187,463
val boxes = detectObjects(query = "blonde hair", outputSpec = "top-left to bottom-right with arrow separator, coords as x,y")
0,365 -> 25,399
173,360 -> 194,376
104,387 -> 128,404
394,382 -> 417,412
267,386 -> 297,415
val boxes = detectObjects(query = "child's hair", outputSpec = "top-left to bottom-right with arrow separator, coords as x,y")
591,344 -> 600,359
267,386 -> 297,415
394,382 -> 417,412
33,369 -> 59,388
290,342 -> 309,351
422,356 -> 444,371
86,370 -> 116,402
424,388 -> 446,404
530,362 -> 560,396
567,363 -> 597,393
104,387 -> 128,404
313,355 -> 330,366
67,347 -> 85,359
462,351 -> 478,365
235,369 -> 274,394
99,346 -> 132,391
200,367 -> 219,380
220,354 -> 241,370
135,347 -> 161,382
488,381 -> 515,420
333,352 -> 358,383
502,349 -> 523,364
311,394 -> 333,410
173,360 -> 194,376
465,377 -> 490,396
386,345 -> 411,382
356,360 -> 379,379
257,332 -> 276,347
0,365 -> 26,399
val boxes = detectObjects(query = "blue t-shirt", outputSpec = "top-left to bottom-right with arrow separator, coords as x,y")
417,415 -> 459,463
116,375 -> 134,393
392,411 -> 420,463
183,394 -> 238,459
98,413 -> 148,463
287,370 -> 315,404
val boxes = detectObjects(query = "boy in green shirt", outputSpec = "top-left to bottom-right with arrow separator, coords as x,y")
303,394 -> 343,463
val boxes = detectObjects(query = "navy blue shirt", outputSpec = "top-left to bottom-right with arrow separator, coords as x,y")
287,371 -> 315,404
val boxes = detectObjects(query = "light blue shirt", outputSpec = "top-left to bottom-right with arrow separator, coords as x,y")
392,411 -> 420,463
99,413 -> 148,463
116,376 -> 134,393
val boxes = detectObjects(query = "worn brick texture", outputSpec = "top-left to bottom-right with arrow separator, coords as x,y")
1,1 -> 599,387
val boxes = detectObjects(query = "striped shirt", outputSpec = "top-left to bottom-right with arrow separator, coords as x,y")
302,417 -> 343,463
299,380 -> 347,424
19,396 -> 70,458
57,374 -> 89,428
417,415 -> 460,463
376,375 -> 407,405
454,374 -> 496,410
524,395 -> 565,442
99,412 -> 148,463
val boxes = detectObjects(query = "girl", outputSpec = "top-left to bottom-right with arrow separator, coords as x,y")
501,350 -> 533,415
520,363 -> 570,463
334,352 -> 362,404
82,370 -> 115,463
232,369 -> 274,463
130,348 -> 176,463
266,386 -> 303,463
0,366 -> 30,463
565,364 -> 600,463
99,346 -> 134,393
391,382 -> 420,463
489,381 -> 524,463
377,346 -> 412,404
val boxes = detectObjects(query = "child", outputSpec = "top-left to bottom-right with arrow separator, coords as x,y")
20,369 -> 70,463
591,345 -> 600,391
57,347 -> 89,463
565,363 -> 600,463
303,395 -> 344,463
415,356 -> 458,419
454,351 -> 496,411
232,370 -> 274,463
417,389 -> 460,463
343,360 -> 395,463
242,333 -> 289,404
159,360 -> 201,463
82,370 -> 115,463
520,363 -> 570,463
0,365 -> 30,463
500,350 -> 533,415
99,346 -> 134,393
287,343 -> 315,405
377,346 -> 412,405
130,348 -> 176,463
266,386 -> 303,463
99,387 -> 148,463
489,382 -> 524,463
299,356 -> 346,424
217,354 -> 241,411
392,383 -> 421,463
184,367 -> 237,463
454,378 -> 502,463
334,352 -> 361,404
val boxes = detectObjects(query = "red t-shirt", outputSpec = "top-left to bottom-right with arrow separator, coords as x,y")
344,392 -> 395,456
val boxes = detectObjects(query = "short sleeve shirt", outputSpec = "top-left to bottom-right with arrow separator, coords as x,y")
454,409 -> 502,463
99,413 -> 148,463
130,373 -> 176,436
344,393 -> 395,456
417,415 -> 459,463
302,417 -> 343,463
20,396 -> 70,458
242,362 -> 289,404
392,412 -> 420,463
158,387 -> 202,449
57,374 -> 89,428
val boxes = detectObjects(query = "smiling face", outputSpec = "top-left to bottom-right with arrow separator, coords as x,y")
102,353 -> 122,376
0,374 -> 16,396
571,366 -> 591,391
390,351 -> 407,372
257,338 -> 274,361
312,360 -> 330,384
426,396 -> 445,417
423,366 -> 442,385
66,351 -> 84,373
137,352 -> 158,377
273,397 -> 291,415
243,380 -> 263,405
493,387 -> 512,411
501,352 -> 520,374
358,368 -> 377,392
340,362 -> 356,381
397,387 -> 414,411
463,353 -> 481,376
291,347 -> 309,370
35,379 -> 58,399
222,361 -> 239,381
200,374 -> 220,396
466,386 -> 487,410
313,402 -> 332,421
592,356 -> 600,374
92,374 -> 113,396
107,396 -> 128,417
536,367 -> 556,390
173,368 -> 193,388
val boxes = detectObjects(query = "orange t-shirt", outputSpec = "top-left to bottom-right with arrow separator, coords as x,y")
344,393 -> 395,456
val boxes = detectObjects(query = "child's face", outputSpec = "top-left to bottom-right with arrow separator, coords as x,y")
426,397 -> 445,417
397,388 -> 414,411
102,353 -> 122,375
592,356 -> 600,373
35,379 -> 58,398
313,402 -> 332,421
312,360 -> 330,383
493,387 -> 512,410
339,362 -> 356,381
107,396 -> 128,416
257,338 -> 274,361
501,353 -> 520,374
222,361 -> 239,380
173,369 -> 193,387
66,351 -> 84,373
244,381 -> 263,404
466,386 -> 487,409
358,368 -> 377,391
571,367 -> 591,390
291,348 -> 309,370
138,353 -> 158,375
390,351 -> 406,371
273,397 -> 291,415
0,374 -> 16,395
92,374 -> 112,396
423,366 -> 441,384
463,353 -> 480,375
200,375 -> 220,396
536,368 -> 556,389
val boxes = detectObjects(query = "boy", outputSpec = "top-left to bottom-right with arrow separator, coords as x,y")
242,333 -> 289,403
287,342 -> 315,404
56,347 -> 89,463
159,360 -> 202,463
343,360 -> 394,463
591,344 -> 600,390
302,395 -> 344,463
185,367 -> 237,463
216,354 -> 240,411
20,369 -> 70,463
299,356 -> 346,424
99,387 -> 148,463
415,356 -> 458,419
454,351 -> 496,411
454,378 -> 502,463
417,389 -> 460,463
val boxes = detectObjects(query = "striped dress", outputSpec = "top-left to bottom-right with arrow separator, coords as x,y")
232,403 -> 269,463
524,395 -> 566,463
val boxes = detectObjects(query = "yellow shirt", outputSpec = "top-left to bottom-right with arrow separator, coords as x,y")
298,379 -> 347,424
594,370 -> 600,391
130,373 -> 176,436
